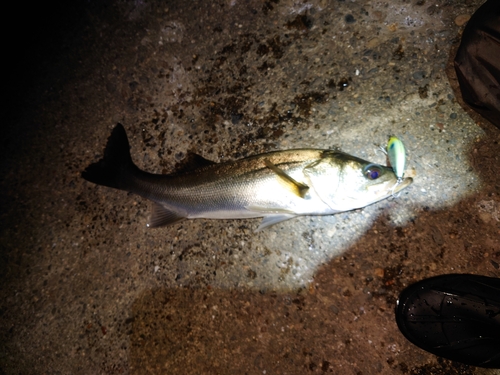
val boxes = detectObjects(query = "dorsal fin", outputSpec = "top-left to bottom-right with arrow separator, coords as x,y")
173,152 -> 216,174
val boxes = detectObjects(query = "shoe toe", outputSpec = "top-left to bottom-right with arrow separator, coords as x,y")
396,274 -> 500,368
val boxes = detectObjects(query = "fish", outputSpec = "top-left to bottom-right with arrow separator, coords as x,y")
386,136 -> 406,182
82,124 -> 413,231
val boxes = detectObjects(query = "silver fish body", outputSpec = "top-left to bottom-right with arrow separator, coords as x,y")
82,124 -> 413,230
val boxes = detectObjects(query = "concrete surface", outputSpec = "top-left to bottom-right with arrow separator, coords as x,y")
1,0 -> 499,374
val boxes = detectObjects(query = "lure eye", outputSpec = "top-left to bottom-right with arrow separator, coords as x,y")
363,164 -> 383,180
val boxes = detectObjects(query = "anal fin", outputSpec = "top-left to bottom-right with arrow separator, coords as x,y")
147,203 -> 185,228
256,214 -> 296,232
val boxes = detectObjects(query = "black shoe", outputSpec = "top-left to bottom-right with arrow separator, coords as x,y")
395,274 -> 500,369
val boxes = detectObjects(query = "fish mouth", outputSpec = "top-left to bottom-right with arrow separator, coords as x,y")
392,177 -> 413,193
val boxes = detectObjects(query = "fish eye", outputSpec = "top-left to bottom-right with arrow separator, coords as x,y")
363,164 -> 383,180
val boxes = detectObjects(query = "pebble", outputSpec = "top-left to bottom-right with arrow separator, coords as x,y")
374,268 -> 384,278
478,212 -> 491,224
412,71 -> 425,80
366,37 -> 381,49
345,14 -> 356,24
455,14 -> 471,27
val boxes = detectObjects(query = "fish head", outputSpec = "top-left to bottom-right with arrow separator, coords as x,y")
304,151 -> 413,212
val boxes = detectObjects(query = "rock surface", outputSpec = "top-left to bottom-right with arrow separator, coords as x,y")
1,0 -> 499,374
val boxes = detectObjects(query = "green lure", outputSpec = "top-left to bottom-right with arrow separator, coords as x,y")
387,136 -> 406,182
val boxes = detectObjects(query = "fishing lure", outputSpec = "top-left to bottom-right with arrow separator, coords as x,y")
387,136 -> 406,182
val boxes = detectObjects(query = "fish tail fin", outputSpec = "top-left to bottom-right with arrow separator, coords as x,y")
82,124 -> 139,190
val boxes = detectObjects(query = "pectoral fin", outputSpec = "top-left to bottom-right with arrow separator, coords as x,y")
264,158 -> 309,198
147,203 -> 186,228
